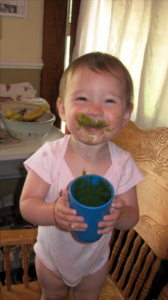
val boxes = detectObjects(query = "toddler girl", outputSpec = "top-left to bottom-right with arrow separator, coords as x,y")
20,52 -> 144,300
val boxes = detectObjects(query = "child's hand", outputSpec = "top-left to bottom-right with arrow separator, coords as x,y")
53,189 -> 88,232
97,197 -> 125,235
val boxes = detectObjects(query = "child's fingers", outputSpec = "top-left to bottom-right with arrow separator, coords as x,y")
111,197 -> 125,209
97,207 -> 123,233
57,199 -> 77,216
57,190 -> 76,215
55,214 -> 86,231
54,190 -> 88,230
55,198 -> 86,228
58,217 -> 87,232
70,222 -> 88,231
98,218 -> 115,230
97,226 -> 114,235
59,221 -> 87,232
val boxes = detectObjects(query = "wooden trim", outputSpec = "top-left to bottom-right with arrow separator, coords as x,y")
40,0 -> 68,129
1,59 -> 44,69
70,0 -> 81,62
64,0 -> 81,134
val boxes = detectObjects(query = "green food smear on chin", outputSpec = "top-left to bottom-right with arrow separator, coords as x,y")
72,175 -> 112,207
75,113 -> 107,128
82,168 -> 86,175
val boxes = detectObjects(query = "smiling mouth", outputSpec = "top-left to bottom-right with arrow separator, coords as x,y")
83,124 -> 107,129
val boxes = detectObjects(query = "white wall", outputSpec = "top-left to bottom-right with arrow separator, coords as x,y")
1,0 -> 44,60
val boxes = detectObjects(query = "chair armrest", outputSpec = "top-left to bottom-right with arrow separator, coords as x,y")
0,228 -> 37,246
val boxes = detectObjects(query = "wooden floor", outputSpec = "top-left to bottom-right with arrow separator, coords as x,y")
3,281 -> 41,300
2,280 -> 73,300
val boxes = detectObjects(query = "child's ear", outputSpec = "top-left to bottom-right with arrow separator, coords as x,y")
57,98 -> 66,122
122,103 -> 133,126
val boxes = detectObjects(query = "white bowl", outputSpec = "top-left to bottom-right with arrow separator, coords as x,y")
2,112 -> 56,142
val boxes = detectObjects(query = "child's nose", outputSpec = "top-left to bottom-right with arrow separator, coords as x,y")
88,104 -> 103,117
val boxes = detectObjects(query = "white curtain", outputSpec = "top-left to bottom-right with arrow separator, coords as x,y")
72,0 -> 168,129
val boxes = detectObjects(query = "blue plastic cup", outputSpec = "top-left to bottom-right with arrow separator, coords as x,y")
69,174 -> 114,243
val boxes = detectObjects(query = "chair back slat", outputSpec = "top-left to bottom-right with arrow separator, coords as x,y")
123,241 -> 149,297
112,229 -> 135,282
139,257 -> 161,300
108,230 -> 126,273
118,234 -> 142,289
129,250 -> 155,300
22,245 -> 30,289
4,246 -> 11,292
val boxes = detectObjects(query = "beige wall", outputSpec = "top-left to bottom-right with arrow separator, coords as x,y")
1,0 -> 44,60
0,1 -> 44,96
0,68 -> 42,97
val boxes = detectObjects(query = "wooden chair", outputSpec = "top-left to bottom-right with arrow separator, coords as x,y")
1,121 -> 168,300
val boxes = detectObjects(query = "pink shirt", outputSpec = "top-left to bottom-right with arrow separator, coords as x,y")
24,135 -> 144,286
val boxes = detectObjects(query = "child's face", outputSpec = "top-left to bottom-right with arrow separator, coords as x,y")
57,67 -> 132,145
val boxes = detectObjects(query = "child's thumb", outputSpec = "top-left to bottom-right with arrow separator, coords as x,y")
62,189 -> 70,204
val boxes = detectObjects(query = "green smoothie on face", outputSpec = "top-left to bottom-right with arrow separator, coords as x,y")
75,113 -> 107,129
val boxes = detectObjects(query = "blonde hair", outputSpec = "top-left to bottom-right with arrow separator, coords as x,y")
59,52 -> 134,107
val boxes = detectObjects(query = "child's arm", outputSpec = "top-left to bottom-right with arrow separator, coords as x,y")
97,186 -> 139,234
20,169 -> 86,230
